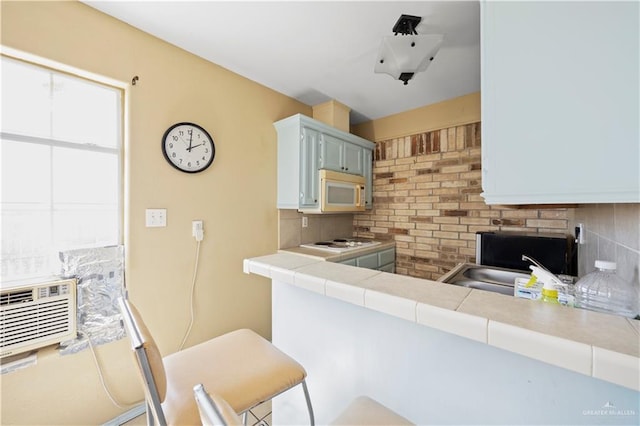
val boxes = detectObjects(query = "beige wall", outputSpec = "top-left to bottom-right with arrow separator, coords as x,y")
351,92 -> 480,141
1,1 -> 310,424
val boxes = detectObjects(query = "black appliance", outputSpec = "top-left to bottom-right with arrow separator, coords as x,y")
475,232 -> 577,276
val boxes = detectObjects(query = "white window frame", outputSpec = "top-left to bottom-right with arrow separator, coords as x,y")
1,49 -> 126,281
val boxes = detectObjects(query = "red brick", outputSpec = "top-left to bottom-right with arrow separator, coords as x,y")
443,210 -> 469,217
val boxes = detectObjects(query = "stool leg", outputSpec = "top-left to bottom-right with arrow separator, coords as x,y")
302,380 -> 315,426
242,411 -> 248,426
145,402 -> 155,426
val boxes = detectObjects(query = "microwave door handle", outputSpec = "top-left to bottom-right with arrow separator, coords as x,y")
356,185 -> 363,207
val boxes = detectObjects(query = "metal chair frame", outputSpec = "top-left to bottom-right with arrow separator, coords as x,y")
193,383 -> 231,426
120,297 -> 167,425
119,297 -> 314,426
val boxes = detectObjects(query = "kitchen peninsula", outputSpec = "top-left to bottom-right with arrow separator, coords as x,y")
244,253 -> 639,425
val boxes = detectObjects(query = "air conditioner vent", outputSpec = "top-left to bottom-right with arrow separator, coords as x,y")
0,289 -> 34,306
1,278 -> 76,358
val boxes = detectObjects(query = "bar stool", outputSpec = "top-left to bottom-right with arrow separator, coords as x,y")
119,298 -> 314,425
194,384 -> 413,426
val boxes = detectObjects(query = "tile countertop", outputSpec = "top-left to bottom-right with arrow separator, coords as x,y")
243,252 -> 640,392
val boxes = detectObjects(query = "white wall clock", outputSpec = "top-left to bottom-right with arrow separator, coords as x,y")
162,122 -> 215,173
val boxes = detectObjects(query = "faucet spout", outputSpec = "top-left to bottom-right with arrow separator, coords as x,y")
522,255 -> 550,272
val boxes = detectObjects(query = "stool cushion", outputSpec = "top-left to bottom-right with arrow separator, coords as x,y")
331,396 -> 414,426
162,328 -> 306,426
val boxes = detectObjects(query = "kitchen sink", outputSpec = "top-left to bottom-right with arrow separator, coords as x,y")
438,263 -> 531,296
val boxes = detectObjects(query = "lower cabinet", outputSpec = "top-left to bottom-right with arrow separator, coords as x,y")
378,263 -> 395,273
340,258 -> 357,267
339,247 -> 395,273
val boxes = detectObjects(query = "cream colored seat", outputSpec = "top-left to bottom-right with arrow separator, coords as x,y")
118,298 -> 314,426
194,384 -> 414,426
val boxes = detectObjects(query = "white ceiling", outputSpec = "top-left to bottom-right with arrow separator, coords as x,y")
82,1 -> 480,124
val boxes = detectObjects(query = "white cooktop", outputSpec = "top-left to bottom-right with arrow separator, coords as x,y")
300,239 -> 380,253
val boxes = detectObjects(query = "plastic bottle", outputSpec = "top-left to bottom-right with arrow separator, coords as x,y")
541,284 -> 560,304
529,266 -> 564,305
574,261 -> 639,319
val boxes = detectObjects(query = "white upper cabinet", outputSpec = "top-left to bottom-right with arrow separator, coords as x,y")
300,127 -> 321,208
274,114 -> 375,210
481,1 -> 639,204
320,134 -> 365,175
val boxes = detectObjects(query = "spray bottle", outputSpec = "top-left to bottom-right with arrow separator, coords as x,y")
527,265 -> 566,304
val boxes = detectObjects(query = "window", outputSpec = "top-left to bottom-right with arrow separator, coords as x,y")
1,55 -> 122,281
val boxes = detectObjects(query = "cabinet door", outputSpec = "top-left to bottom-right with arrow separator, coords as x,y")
481,1 -> 639,204
356,252 -> 379,270
300,127 -> 320,207
319,134 -> 343,172
378,263 -> 395,273
321,133 -> 365,175
377,248 -> 395,267
343,143 -> 364,175
363,149 -> 373,208
340,258 -> 357,266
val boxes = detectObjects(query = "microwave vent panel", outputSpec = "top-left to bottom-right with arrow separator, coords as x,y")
1,278 -> 77,358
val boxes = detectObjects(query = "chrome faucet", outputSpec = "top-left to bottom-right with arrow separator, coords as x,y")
522,255 -> 550,272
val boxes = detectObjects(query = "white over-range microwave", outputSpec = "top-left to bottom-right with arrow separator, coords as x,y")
301,169 -> 366,214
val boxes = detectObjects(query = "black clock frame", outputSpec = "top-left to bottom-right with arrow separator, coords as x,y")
161,122 -> 216,173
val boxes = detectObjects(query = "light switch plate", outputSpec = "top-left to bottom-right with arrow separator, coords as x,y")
146,209 -> 167,227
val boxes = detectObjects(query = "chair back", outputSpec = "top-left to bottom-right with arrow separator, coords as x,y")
193,383 -> 243,426
118,297 -> 168,425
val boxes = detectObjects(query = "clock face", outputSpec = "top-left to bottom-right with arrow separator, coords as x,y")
162,122 -> 215,173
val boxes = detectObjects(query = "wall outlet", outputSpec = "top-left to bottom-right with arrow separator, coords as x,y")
192,220 -> 204,241
145,209 -> 167,227
575,223 -> 585,244
302,216 -> 308,228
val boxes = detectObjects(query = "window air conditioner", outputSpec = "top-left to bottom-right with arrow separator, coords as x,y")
1,278 -> 77,359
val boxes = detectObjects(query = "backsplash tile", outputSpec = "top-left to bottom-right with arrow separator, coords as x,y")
278,210 -> 354,249
279,213 -> 302,249
571,204 -> 640,286
614,204 -> 640,251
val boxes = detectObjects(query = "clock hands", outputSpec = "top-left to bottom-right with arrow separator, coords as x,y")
186,130 -> 207,152
186,130 -> 205,153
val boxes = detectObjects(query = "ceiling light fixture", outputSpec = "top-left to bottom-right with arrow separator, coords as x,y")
374,14 -> 444,85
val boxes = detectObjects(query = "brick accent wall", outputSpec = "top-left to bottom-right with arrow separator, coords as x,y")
353,122 -> 572,280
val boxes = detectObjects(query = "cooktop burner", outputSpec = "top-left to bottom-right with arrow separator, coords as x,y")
300,238 -> 380,253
